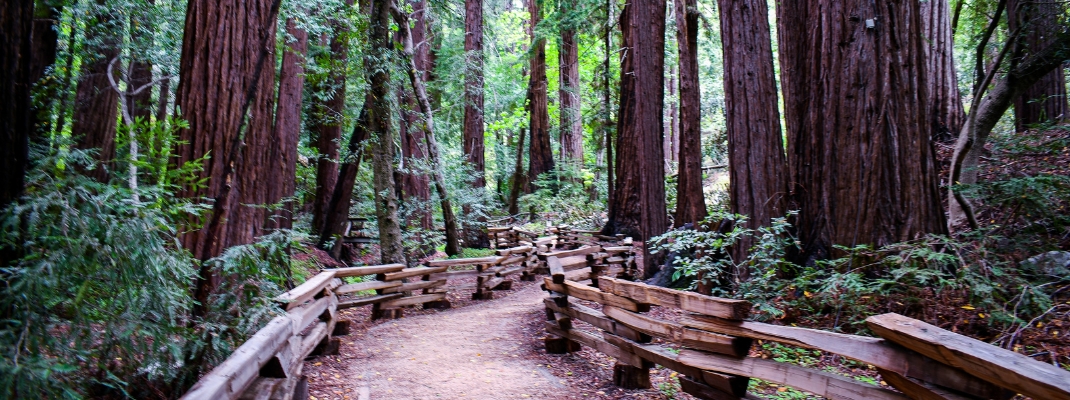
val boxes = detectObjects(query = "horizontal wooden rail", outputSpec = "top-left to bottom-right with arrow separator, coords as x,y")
540,276 -> 1070,400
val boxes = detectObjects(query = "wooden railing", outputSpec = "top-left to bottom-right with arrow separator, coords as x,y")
541,274 -> 1070,400
179,231 -> 640,400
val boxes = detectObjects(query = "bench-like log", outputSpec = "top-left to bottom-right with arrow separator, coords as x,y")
599,277 -> 750,320
542,278 -> 650,312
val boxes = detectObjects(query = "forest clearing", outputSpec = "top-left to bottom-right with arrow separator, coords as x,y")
2,0 -> 1070,398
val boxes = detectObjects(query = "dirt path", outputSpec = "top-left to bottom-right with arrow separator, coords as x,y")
340,283 -> 567,399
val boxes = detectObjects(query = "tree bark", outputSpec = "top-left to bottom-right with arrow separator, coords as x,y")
526,0 -> 555,193
462,0 -> 490,248
392,2 -> 462,256
921,0 -> 965,141
778,0 -> 947,260
558,0 -> 583,168
30,1 -> 60,139
71,3 -> 120,181
718,0 -> 787,272
1,0 -> 33,210
310,7 -> 353,235
320,98 -> 370,251
1008,0 -> 1068,130
266,18 -> 308,231
604,0 -> 614,210
397,0 -> 433,231
174,0 -> 279,313
603,0 -> 668,279
507,126 -> 527,215
368,0 -> 406,265
673,0 -> 706,228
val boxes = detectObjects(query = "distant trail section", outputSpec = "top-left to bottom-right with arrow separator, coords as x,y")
342,283 -> 566,399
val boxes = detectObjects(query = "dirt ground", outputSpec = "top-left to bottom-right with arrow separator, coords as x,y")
304,278 -> 693,400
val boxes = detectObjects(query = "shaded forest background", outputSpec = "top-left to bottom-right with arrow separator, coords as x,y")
1,0 -> 1069,397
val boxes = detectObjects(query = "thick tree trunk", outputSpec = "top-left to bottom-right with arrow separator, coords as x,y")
603,0 -> 668,279
174,0 -> 279,313
1008,0 -> 1068,130
30,2 -> 60,139
507,127 -> 527,215
604,0 -> 614,210
399,1 -> 433,231
463,0 -> 490,248
526,0 -> 555,193
369,0 -> 405,265
921,0 -> 965,141
310,9 -> 353,235
392,2 -> 462,256
778,0 -> 947,260
718,0 -> 786,272
558,4 -> 583,168
266,18 -> 308,231
71,6 -> 120,181
673,0 -> 706,228
1,0 -> 33,210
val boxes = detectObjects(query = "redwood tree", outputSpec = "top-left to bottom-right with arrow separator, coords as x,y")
1008,0 -> 1068,130
173,0 -> 279,313
399,0 -> 433,230
921,0 -> 965,140
368,0 -> 405,265
778,0 -> 947,260
310,6 -> 353,235
266,17 -> 308,231
71,4 -> 120,181
526,0 -> 554,193
1,0 -> 33,210
673,0 -> 706,228
462,0 -> 490,248
604,0 -> 668,278
558,0 -> 583,167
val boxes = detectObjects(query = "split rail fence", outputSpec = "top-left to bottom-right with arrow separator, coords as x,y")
180,227 -> 636,400
541,274 -> 1070,400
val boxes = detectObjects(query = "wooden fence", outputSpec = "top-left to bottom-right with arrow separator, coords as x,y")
541,274 -> 1070,400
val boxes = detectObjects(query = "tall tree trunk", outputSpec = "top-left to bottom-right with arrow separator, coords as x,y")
1,0 -> 33,210
673,0 -> 706,228
266,18 -> 308,231
603,0 -> 614,211
921,0 -> 965,141
526,0 -> 554,193
393,3 -> 461,255
1008,0 -> 1068,130
507,126 -> 527,215
462,0 -> 490,248
71,3 -> 120,181
174,0 -> 279,314
30,1 -> 60,139
778,0 -> 947,261
399,0 -> 433,231
718,0 -> 785,272
310,8 -> 353,235
368,0 -> 405,265
604,0 -> 668,278
319,98 -> 370,251
558,1 -> 583,168
664,64 -> 677,172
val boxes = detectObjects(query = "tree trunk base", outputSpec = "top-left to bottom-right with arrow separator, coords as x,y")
544,335 -> 582,354
613,363 -> 650,389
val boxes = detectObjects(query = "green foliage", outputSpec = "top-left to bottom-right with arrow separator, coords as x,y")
518,164 -> 604,226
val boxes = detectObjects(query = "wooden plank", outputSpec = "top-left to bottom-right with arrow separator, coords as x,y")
382,266 -> 448,281
698,371 -> 750,398
544,324 -> 651,369
495,245 -> 533,255
603,333 -> 713,382
496,266 -> 525,277
379,293 -> 447,309
335,280 -> 401,295
559,255 -> 590,270
338,293 -> 404,309
543,278 -> 649,312
548,256 -> 566,284
867,313 -> 1070,400
497,255 -> 528,266
276,271 -> 336,310
289,295 -> 335,332
331,264 -> 405,278
682,313 -> 1003,399
605,256 -> 626,264
539,245 -> 602,260
179,316 -> 294,400
678,375 -> 743,400
429,269 -> 481,280
876,368 -> 978,400
481,277 -> 505,291
563,267 -> 592,282
543,298 -> 647,342
382,279 -> 446,294
426,257 -> 499,267
603,305 -> 751,357
599,277 -> 750,320
678,349 -> 909,400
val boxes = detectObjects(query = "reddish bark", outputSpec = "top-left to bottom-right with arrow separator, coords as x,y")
368,0 -> 405,265
319,98 -> 370,250
266,18 -> 308,231
558,4 -> 583,167
173,0 -> 279,312
400,0 -> 433,230
1,0 -> 33,209
1008,0 -> 1068,130
673,0 -> 706,228
310,8 -> 353,235
526,0 -> 554,193
604,0 -> 668,278
463,0 -> 486,187
718,0 -> 786,269
778,0 -> 947,260
921,0 -> 965,140
71,6 -> 120,181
